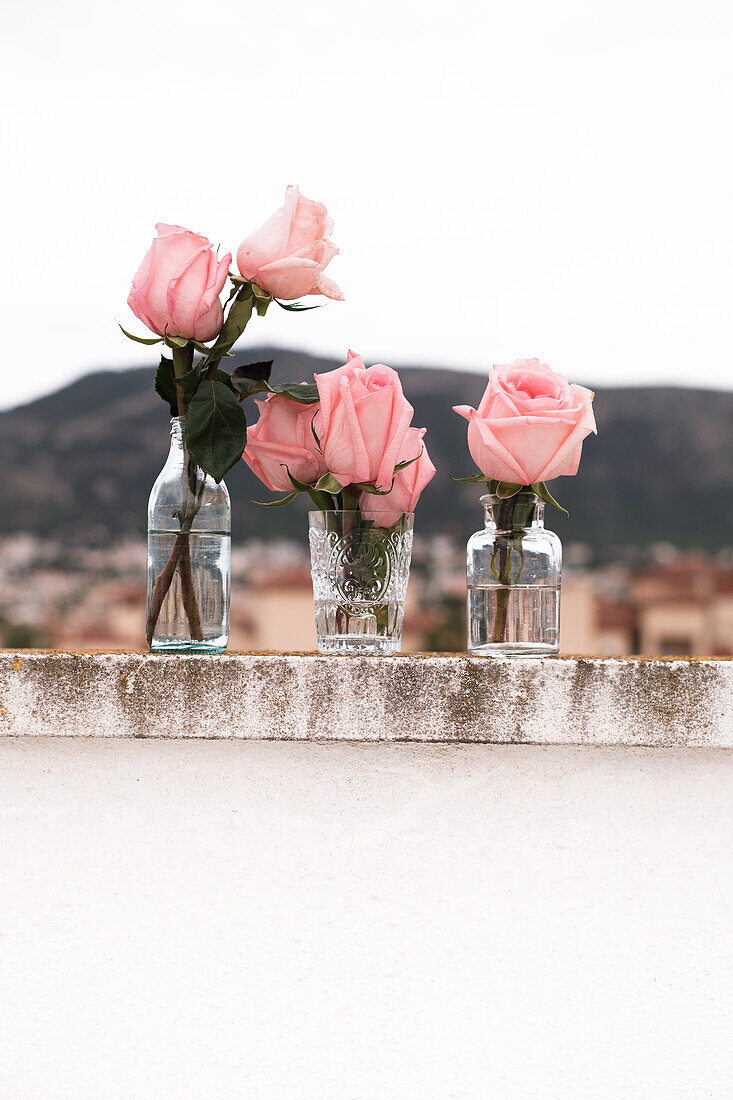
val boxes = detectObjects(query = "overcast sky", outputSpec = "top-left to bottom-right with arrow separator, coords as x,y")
2,0 -> 731,408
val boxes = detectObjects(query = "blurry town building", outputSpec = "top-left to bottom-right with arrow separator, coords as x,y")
560,557 -> 733,656
632,558 -> 733,656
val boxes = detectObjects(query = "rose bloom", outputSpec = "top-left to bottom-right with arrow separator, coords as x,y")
243,394 -> 327,492
128,223 -> 231,342
454,359 -> 596,484
236,186 -> 343,302
360,426 -> 437,527
314,351 -> 414,489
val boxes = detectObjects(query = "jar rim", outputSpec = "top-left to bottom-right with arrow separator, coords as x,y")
479,491 -> 540,504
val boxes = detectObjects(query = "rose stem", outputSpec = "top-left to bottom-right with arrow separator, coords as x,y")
490,492 -> 535,644
491,497 -> 514,645
177,533 -> 204,641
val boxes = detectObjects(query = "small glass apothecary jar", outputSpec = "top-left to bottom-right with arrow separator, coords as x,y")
466,490 -> 561,657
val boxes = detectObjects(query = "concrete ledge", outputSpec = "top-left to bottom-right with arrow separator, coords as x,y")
0,651 -> 730,746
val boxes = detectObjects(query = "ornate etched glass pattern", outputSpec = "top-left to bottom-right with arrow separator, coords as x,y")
309,511 -> 415,655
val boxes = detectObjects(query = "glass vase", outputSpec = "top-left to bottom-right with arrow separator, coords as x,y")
466,490 -> 561,657
147,417 -> 231,653
308,510 -> 414,655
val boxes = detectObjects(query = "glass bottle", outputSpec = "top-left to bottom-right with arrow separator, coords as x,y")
466,490 -> 561,657
146,417 -> 231,653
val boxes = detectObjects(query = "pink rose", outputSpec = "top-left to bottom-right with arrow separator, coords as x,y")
454,359 -> 596,484
236,186 -> 343,301
360,427 -> 437,526
128,223 -> 231,342
243,394 -> 326,492
314,351 -> 414,489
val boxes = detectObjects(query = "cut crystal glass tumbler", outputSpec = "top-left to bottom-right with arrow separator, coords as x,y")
308,510 -> 414,655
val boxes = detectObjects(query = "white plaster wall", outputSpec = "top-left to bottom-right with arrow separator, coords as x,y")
0,739 -> 731,1099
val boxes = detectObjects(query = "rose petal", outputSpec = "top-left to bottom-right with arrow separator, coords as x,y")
254,255 -> 321,300
468,414 -> 531,483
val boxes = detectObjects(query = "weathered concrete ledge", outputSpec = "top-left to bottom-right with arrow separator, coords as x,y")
0,651 -> 730,746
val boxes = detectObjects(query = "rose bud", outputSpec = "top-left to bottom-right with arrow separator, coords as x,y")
314,351 -> 414,490
236,186 -> 343,301
243,393 -> 326,492
128,223 -> 231,343
454,359 -> 596,484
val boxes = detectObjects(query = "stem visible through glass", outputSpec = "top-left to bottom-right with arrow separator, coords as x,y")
146,343 -> 205,647
490,493 -> 534,645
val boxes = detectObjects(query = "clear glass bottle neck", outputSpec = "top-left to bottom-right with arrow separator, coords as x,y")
165,416 -> 191,463
482,491 -> 544,532
160,417 -> 191,477
163,417 -> 224,493
169,416 -> 185,447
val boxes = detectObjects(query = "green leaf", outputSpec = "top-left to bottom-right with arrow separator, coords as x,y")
185,378 -> 247,482
310,412 -> 321,450
206,285 -> 254,362
284,467 -> 337,514
229,377 -> 270,401
227,365 -> 318,406
251,283 -> 273,317
269,382 -> 320,404
314,472 -> 343,494
154,356 -> 178,416
119,323 -> 162,346
163,333 -> 189,349
224,286 -> 254,335
285,467 -> 313,493
253,491 -> 299,508
176,364 -> 203,404
531,481 -> 569,516
496,482 -> 523,498
354,480 -> 395,496
394,451 -> 420,473
275,300 -> 323,312
213,369 -> 236,392
231,360 -> 273,385
449,472 -> 490,483
306,487 -> 337,511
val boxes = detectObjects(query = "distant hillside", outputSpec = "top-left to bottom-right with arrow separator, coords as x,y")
0,347 -> 731,555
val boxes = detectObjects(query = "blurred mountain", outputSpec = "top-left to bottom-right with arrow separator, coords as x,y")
0,347 -> 731,555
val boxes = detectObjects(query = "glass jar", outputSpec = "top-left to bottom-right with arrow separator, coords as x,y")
466,490 -> 561,657
147,417 -> 231,653
308,510 -> 414,655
